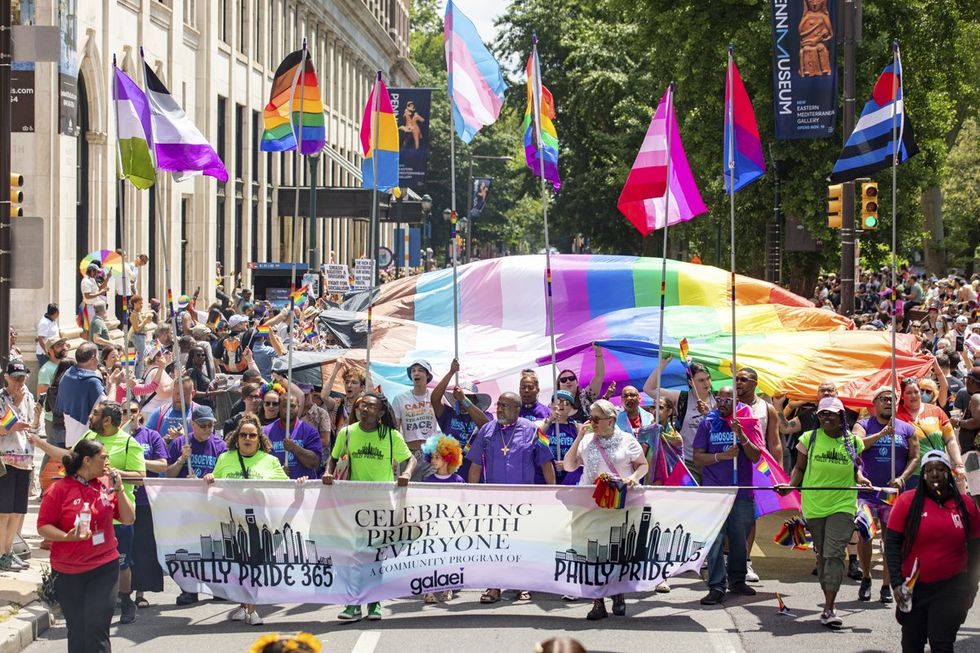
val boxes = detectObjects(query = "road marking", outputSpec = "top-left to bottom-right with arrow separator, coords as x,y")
352,631 -> 381,653
707,628 -> 745,653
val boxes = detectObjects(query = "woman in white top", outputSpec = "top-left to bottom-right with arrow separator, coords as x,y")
563,399 -> 648,621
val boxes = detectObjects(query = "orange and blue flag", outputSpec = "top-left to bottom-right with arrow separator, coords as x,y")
360,74 -> 399,192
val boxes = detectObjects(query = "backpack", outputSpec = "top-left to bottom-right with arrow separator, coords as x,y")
44,362 -> 72,428
674,391 -> 690,431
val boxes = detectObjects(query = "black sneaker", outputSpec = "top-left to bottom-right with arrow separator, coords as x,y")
586,599 -> 608,620
847,558 -> 862,581
119,598 -> 137,624
729,582 -> 757,596
880,585 -> 894,604
611,594 -> 626,616
700,588 -> 726,605
858,577 -> 872,601
176,592 -> 199,606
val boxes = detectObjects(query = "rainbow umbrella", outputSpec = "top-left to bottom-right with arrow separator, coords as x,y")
79,249 -> 124,277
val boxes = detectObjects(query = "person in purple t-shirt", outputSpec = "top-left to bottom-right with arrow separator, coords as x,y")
518,370 -> 551,422
466,392 -> 554,604
126,401 -> 168,608
263,395 -> 323,479
692,386 -> 762,606
164,405 -> 228,479
853,386 -> 920,602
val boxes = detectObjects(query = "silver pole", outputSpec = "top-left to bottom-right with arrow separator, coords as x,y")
889,41 -> 900,482
727,45 -> 738,379
290,40 -> 307,263
653,83 -> 676,434
111,55 -> 133,409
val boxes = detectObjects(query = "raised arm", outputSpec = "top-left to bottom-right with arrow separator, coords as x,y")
586,343 -> 606,397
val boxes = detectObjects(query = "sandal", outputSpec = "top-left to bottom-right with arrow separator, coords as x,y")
135,597 -> 150,609
480,588 -> 501,604
516,590 -> 532,601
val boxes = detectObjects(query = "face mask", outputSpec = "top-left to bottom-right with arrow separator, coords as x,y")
921,391 -> 933,403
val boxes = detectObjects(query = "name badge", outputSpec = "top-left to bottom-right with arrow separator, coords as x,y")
92,530 -> 106,546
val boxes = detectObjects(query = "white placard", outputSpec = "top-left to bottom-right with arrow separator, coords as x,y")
352,259 -> 375,291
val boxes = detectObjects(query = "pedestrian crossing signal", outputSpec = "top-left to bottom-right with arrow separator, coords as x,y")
9,173 -> 23,218
861,182 -> 878,229
827,184 -> 843,229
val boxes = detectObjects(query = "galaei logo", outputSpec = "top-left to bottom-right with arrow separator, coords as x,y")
409,567 -> 465,596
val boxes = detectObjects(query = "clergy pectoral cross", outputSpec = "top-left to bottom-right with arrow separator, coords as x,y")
500,445 -> 510,456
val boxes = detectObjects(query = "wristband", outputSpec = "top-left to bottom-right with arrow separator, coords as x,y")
713,453 -> 719,463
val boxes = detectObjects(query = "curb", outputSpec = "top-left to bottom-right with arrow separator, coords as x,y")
0,601 -> 53,653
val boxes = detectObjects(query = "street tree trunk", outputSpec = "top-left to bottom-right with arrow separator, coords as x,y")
920,186 -> 946,274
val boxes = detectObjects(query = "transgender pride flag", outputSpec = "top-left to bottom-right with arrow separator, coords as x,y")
444,0 -> 506,143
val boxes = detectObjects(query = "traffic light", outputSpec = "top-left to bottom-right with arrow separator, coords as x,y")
827,183 -> 843,228
860,181 -> 879,229
9,173 -> 23,218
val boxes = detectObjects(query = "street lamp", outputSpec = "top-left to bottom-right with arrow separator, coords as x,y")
420,194 -> 433,270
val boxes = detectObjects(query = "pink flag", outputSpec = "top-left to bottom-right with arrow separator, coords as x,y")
617,85 -> 707,235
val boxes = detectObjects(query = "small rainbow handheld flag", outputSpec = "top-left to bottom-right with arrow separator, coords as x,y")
302,322 -> 316,341
855,502 -> 879,542
592,473 -> 627,509
120,351 -> 138,367
536,427 -> 551,449
679,337 -> 690,362
255,324 -> 272,337
876,487 -> 898,506
904,558 -> 920,592
290,285 -> 310,307
1,405 -> 19,430
775,592 -> 796,617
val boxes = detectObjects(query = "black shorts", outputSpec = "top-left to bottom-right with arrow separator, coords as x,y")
0,466 -> 31,514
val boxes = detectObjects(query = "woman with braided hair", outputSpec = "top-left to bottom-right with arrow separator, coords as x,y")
322,391 -> 415,622
885,450 -> 980,652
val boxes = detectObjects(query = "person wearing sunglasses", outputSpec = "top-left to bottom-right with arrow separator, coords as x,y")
692,386 -> 762,607
555,343 -> 607,423
204,414 -> 289,626
897,375 -> 966,493
124,401 -> 169,610
852,387 -> 920,604
260,387 -> 283,426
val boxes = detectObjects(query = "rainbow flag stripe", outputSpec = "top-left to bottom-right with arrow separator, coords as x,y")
536,427 -> 550,449
303,323 -> 316,341
261,49 -> 325,155
1,405 -> 19,430
756,458 -> 770,475
291,285 -> 310,307
120,351 -> 138,366
679,337 -> 690,362
256,324 -> 272,337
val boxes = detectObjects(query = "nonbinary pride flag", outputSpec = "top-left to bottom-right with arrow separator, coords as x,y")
618,85 -> 707,235
523,44 -> 561,192
444,0 -> 506,143
113,66 -> 155,190
142,56 -> 228,182
830,47 -> 918,183
360,75 -> 400,192
262,48 -> 326,155
723,51 -> 765,193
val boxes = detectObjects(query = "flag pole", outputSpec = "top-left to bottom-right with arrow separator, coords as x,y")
448,46 -> 460,381
111,55 -> 133,410
365,71 -> 382,387
139,48 -> 192,475
290,39 -> 307,263
727,45 -> 738,380
531,35 -> 560,413
889,40 -> 900,481
284,264 -> 297,451
653,82 -> 676,436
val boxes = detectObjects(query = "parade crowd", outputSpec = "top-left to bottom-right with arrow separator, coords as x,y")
1,261 -> 979,653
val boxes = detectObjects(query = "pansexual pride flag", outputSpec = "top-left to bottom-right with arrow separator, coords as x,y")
360,74 -> 399,192
618,85 -> 707,234
723,49 -> 765,193
444,0 -> 506,143
523,42 -> 561,191
262,47 -> 326,155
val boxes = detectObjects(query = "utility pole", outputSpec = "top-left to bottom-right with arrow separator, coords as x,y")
768,155 -> 783,284
840,0 -> 859,314
0,0 -> 12,369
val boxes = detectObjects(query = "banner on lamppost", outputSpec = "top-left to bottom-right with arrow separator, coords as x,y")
146,480 -> 735,605
11,0 -> 37,133
770,0 -> 838,140
57,0 -> 79,136
389,88 -> 432,192
469,176 -> 492,218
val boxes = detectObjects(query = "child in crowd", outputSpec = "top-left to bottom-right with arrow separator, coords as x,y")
420,434 -> 464,603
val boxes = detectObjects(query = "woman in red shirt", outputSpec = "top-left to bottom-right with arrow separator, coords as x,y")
885,449 -> 980,653
37,438 -> 135,653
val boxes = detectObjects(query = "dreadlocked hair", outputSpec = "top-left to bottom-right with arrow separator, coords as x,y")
902,466 -> 971,558
358,391 -> 397,440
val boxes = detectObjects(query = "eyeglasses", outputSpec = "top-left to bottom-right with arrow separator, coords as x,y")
264,401 -> 280,406
238,432 -> 259,440
558,376 -> 576,383
715,397 -> 734,404
589,415 -> 612,423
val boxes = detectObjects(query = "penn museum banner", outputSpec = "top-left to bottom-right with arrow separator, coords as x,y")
145,480 -> 736,604
770,0 -> 838,140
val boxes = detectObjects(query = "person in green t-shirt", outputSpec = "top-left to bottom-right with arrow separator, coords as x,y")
322,392 -> 415,622
203,413 -> 290,627
32,399 -> 146,624
777,396 -> 871,630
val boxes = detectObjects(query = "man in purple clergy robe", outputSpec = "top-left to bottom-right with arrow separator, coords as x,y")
466,391 -> 554,605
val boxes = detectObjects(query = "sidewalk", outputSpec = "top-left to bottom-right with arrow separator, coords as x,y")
0,500 -> 54,653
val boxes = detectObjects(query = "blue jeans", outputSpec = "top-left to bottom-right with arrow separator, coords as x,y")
132,333 -> 146,378
706,498 -> 755,591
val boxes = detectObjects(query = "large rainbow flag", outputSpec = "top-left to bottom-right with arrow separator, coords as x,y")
261,47 -> 325,155
523,45 -> 561,191
360,75 -> 399,192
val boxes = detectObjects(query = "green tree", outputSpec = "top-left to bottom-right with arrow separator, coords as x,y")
942,118 -> 980,273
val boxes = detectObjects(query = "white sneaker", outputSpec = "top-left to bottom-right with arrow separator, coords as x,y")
245,611 -> 264,626
229,606 -> 247,621
745,559 -> 760,582
820,611 -> 843,628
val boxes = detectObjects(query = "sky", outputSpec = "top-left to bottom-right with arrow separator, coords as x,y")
446,0 -> 507,43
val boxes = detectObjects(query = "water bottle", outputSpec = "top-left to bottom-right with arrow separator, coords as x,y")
76,502 -> 92,539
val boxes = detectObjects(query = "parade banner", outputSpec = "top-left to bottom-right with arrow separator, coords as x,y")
469,176 -> 492,218
145,480 -> 736,604
389,88 -> 432,191
57,0 -> 79,136
770,0 -> 838,140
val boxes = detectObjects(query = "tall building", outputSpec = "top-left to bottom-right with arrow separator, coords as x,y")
11,0 -> 418,353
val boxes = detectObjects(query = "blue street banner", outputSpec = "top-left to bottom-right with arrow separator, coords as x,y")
390,88 -> 432,192
771,0 -> 838,140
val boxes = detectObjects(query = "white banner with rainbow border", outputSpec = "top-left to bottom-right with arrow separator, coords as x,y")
145,479 -> 736,604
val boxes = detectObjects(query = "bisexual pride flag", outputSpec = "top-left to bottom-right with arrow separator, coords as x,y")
724,48 -> 765,193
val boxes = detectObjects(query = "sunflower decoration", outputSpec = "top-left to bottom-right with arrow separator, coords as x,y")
247,632 -> 322,653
